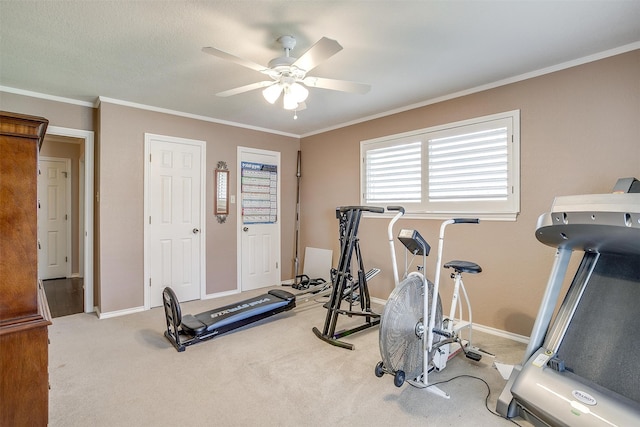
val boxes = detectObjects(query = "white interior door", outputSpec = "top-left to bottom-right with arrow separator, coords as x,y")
146,134 -> 205,308
45,126 -> 95,314
79,156 -> 85,277
38,158 -> 70,280
238,147 -> 281,291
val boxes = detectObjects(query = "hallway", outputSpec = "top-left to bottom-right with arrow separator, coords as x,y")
43,278 -> 83,318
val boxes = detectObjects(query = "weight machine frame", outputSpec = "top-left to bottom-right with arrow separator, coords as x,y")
312,206 -> 383,350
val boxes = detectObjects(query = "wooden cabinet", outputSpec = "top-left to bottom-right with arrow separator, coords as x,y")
0,111 -> 51,426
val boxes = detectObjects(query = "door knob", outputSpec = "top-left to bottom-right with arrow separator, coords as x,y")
192,228 -> 200,234
243,227 -> 249,232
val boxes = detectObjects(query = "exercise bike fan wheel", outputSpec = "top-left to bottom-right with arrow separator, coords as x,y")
378,273 -> 442,387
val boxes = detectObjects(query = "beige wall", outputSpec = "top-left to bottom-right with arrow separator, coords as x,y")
299,49 -> 640,337
97,102 -> 299,312
1,93 -> 299,314
1,94 -> 96,294
0,92 -> 93,131
2,49 -> 638,332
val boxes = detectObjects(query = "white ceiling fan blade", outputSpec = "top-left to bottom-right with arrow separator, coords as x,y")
216,81 -> 274,97
302,76 -> 371,94
292,37 -> 342,72
202,46 -> 269,74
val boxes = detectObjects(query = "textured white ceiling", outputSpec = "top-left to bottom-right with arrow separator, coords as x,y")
1,1 -> 639,136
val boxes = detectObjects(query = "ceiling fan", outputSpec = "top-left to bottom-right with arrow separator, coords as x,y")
202,35 -> 370,111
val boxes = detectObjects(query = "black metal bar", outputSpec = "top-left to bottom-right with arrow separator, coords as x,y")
333,318 -> 381,340
338,205 -> 385,214
313,206 -> 383,349
324,208 -> 360,336
333,308 -> 380,317
312,326 -> 355,350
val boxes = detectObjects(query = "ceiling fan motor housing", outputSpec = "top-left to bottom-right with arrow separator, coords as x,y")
277,35 -> 296,51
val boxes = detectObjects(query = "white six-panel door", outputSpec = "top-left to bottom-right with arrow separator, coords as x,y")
238,147 -> 281,291
145,134 -> 205,308
38,158 -> 70,280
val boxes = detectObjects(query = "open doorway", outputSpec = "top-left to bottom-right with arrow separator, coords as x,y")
40,126 -> 94,316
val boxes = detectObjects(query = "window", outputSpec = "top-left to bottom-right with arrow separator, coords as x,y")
364,141 -> 421,203
361,110 -> 520,220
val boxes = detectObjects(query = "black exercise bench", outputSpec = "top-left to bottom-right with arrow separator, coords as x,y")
163,287 -> 296,352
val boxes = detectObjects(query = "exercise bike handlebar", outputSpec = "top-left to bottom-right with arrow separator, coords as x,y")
386,206 -> 405,214
433,217 -> 480,296
386,206 -> 405,287
452,218 -> 479,224
437,218 -> 480,257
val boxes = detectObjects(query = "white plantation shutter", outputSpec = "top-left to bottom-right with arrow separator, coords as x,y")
428,127 -> 509,201
364,141 -> 421,203
361,110 -> 519,219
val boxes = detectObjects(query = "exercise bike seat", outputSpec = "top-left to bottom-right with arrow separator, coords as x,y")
444,260 -> 482,274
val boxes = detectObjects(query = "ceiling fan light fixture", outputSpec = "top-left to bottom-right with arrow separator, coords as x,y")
289,82 -> 309,103
204,35 -> 366,113
283,89 -> 299,110
262,83 -> 283,104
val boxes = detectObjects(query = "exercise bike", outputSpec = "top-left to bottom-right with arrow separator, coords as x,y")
374,206 -> 483,398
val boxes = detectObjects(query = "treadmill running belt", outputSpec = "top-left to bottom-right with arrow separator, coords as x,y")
555,252 -> 640,404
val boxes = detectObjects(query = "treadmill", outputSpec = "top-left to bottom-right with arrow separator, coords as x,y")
497,178 -> 640,426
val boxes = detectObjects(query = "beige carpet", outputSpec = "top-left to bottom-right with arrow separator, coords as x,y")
49,287 -> 528,426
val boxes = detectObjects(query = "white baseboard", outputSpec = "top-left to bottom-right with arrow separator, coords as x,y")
202,288 -> 241,300
472,323 -> 529,344
97,305 -> 145,319
370,296 -> 387,306
96,287 -> 264,318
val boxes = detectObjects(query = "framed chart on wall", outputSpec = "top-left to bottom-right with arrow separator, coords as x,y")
240,161 -> 277,224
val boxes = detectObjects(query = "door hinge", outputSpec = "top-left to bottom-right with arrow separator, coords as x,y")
65,256 -> 68,262
149,278 -> 152,287
149,216 -> 151,225
65,214 -> 68,220
149,153 -> 152,162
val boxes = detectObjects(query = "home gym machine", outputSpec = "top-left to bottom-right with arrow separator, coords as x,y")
162,287 -> 295,352
312,206 -> 383,350
375,206 -> 482,397
497,178 -> 640,426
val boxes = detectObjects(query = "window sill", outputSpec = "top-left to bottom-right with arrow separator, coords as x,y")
363,211 -> 519,221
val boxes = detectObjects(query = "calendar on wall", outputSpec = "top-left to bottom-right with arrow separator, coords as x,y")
241,161 -> 277,224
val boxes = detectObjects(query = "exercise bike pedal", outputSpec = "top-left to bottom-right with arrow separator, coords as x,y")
465,350 -> 482,362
